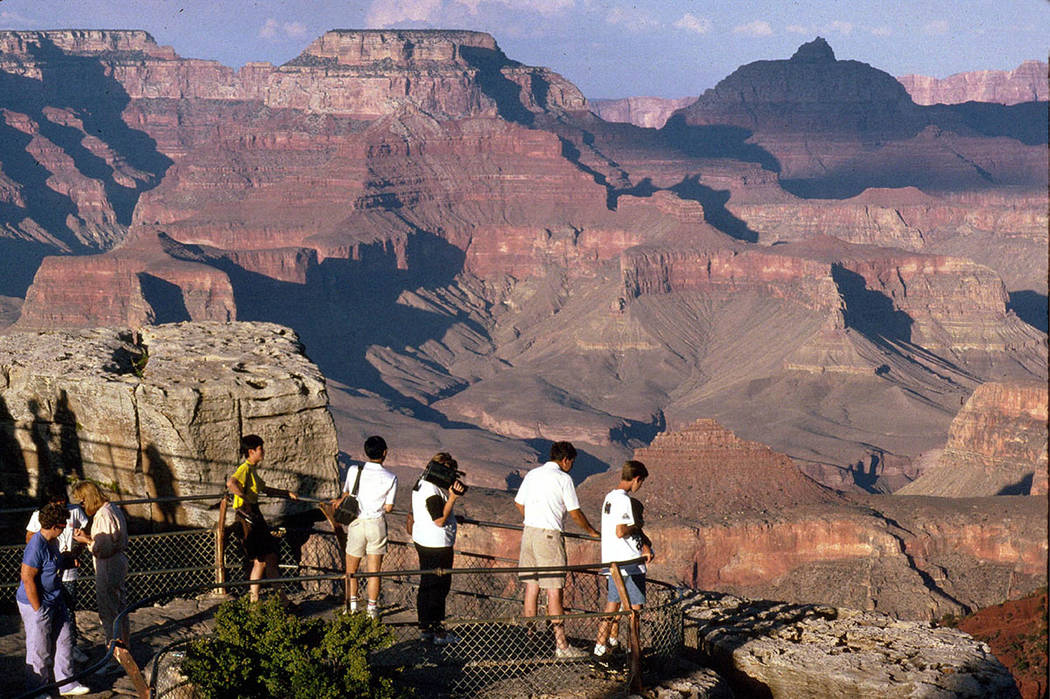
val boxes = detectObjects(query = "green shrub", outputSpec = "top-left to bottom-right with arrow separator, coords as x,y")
182,596 -> 409,698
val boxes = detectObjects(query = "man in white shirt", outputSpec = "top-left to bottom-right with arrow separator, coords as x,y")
25,479 -> 89,663
338,435 -> 397,619
594,460 -> 654,659
514,441 -> 599,658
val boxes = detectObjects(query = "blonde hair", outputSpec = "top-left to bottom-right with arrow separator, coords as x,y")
72,480 -> 109,513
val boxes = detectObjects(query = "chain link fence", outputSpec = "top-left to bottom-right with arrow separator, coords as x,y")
3,501 -> 684,697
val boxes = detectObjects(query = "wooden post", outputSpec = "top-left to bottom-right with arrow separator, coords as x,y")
113,644 -> 149,699
216,495 -> 228,595
609,562 -> 643,693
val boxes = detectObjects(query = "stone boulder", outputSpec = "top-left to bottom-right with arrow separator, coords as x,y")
685,591 -> 1019,698
0,321 -> 338,526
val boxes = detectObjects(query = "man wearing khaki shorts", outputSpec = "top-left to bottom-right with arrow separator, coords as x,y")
340,435 -> 397,619
514,441 -> 599,658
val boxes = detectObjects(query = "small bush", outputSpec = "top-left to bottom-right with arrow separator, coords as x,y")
182,596 -> 409,698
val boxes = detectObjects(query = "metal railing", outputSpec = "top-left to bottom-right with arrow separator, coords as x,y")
3,495 -> 685,698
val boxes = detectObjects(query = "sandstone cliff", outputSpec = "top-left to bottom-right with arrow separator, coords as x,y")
591,95 -> 696,128
899,61 -> 1048,105
898,381 -> 1048,497
0,322 -> 338,525
564,420 -> 1048,620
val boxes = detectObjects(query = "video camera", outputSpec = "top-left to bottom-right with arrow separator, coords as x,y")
422,458 -> 468,493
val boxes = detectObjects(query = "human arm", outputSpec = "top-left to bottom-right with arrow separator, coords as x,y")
515,502 -> 525,518
426,487 -> 461,528
382,474 -> 397,513
568,508 -> 599,538
85,504 -> 124,559
263,485 -> 298,500
20,564 -> 42,611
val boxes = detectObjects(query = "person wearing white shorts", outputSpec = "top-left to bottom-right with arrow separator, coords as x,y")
338,436 -> 397,619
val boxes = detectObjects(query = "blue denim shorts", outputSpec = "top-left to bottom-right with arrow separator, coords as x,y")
606,572 -> 646,605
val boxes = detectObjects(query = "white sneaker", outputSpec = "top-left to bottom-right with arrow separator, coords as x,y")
60,684 -> 91,696
433,632 -> 459,645
555,644 -> 588,659
366,606 -> 379,620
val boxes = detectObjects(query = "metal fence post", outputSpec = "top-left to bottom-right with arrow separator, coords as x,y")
216,495 -> 227,595
609,562 -> 643,693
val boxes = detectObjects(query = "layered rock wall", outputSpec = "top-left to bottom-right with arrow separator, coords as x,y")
899,61 -> 1048,105
898,381 -> 1049,497
0,322 -> 338,526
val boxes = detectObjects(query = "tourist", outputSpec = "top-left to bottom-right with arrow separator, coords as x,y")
408,452 -> 466,644
338,435 -> 397,619
226,434 -> 299,603
71,480 -> 131,659
18,502 -> 90,696
25,478 -> 90,664
593,460 -> 654,659
514,441 -> 599,658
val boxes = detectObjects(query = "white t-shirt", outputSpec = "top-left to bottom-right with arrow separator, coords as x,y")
27,504 -> 89,581
514,461 -> 580,532
600,488 -> 646,574
411,479 -> 457,548
343,461 -> 397,519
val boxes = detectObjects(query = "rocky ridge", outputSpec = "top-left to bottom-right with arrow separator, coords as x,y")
898,380 -> 1048,497
899,61 -> 1048,106
0,321 -> 338,525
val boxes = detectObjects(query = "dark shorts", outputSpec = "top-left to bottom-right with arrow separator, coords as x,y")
237,504 -> 279,560
607,572 -> 646,606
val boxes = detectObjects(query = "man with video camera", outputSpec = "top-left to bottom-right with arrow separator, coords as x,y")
408,452 -> 467,644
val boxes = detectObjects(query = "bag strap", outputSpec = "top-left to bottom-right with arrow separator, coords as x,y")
350,465 -> 363,497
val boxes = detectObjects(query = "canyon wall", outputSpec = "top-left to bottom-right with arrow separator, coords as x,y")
899,61 -> 1048,105
898,381 -> 1048,497
0,322 -> 338,526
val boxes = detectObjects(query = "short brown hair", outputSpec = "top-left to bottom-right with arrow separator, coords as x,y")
38,502 -> 70,529
72,480 -> 109,513
622,460 -> 648,481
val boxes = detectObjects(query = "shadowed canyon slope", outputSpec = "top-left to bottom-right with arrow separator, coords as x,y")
0,29 -> 1045,496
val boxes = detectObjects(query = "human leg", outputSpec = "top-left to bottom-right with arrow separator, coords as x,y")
415,544 -> 441,632
365,553 -> 383,614
53,600 -> 81,690
523,582 -> 540,618
345,554 -> 362,605
546,587 -> 569,648
18,600 -> 52,691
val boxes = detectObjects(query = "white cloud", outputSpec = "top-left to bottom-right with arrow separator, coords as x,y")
826,20 -> 853,35
606,6 -> 661,32
733,20 -> 773,37
259,18 -> 279,39
871,26 -> 893,37
923,19 -> 949,35
674,13 -> 712,35
0,10 -> 34,24
259,18 -> 309,40
366,0 -> 443,27
456,0 -> 573,17
786,24 -> 809,34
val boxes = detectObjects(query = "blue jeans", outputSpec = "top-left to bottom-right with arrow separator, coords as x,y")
607,572 -> 646,606
18,598 -> 75,692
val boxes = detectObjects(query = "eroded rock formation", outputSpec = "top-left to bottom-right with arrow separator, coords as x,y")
0,321 -> 338,525
898,381 -> 1048,497
591,95 -> 696,129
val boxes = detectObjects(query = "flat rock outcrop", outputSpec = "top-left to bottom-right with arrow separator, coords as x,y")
898,381 -> 1049,497
685,592 -> 1020,698
898,61 -> 1048,105
0,321 -> 338,525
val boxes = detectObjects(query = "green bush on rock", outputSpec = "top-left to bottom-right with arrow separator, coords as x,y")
182,596 -> 409,698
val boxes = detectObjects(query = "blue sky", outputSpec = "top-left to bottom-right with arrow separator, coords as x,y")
0,0 -> 1046,98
